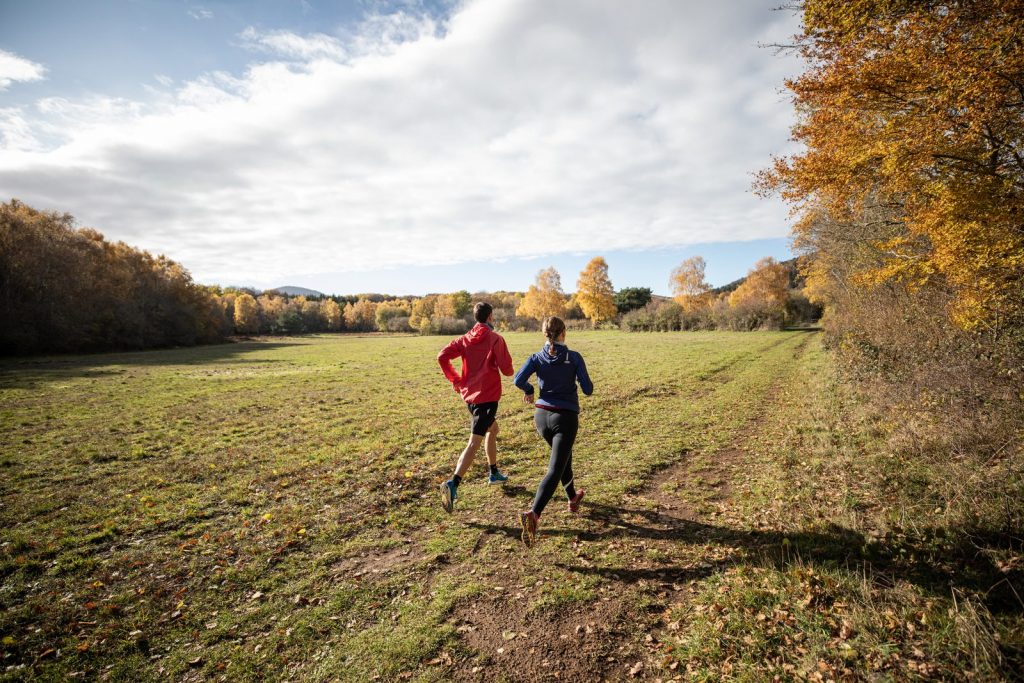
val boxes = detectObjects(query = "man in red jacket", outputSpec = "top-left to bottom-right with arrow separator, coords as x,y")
437,302 -> 514,513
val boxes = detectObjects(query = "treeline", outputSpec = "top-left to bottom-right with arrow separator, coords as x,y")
622,256 -> 818,331
760,1 -> 1023,527
506,255 -> 820,333
1,198 -> 819,354
1,200 -> 224,354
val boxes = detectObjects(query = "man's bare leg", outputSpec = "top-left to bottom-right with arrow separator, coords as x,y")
484,421 -> 499,467
454,434 -> 484,479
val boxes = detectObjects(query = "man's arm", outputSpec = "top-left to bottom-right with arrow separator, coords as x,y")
495,336 -> 514,377
437,338 -> 464,387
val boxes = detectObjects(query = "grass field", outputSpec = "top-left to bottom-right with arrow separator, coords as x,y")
1,331 -> 1021,681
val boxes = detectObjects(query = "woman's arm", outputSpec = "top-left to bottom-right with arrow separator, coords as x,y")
575,353 -> 594,396
513,356 -> 537,395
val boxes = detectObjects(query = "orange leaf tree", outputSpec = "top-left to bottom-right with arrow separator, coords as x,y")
517,267 -> 568,321
728,257 -> 790,314
575,257 -> 617,325
759,0 -> 1024,331
670,256 -> 711,312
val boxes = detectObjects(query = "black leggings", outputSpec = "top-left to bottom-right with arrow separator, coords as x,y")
531,408 -> 579,515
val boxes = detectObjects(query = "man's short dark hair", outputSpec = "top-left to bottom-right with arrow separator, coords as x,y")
474,302 -> 493,324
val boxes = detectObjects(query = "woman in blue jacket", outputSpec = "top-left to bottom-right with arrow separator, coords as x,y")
513,316 -> 593,547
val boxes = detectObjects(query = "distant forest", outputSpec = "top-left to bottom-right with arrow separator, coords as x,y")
0,199 -> 820,355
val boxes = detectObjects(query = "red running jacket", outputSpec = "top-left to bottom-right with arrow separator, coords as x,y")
437,323 -> 514,404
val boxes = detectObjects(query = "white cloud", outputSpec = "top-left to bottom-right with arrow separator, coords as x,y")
188,7 -> 214,21
238,26 -> 346,61
0,0 -> 802,285
0,49 -> 47,91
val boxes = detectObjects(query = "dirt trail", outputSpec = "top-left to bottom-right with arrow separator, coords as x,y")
442,335 -> 813,681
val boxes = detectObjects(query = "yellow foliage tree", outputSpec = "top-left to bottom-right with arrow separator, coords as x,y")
320,299 -> 343,331
409,295 -> 436,332
375,299 -> 412,332
233,293 -> 259,334
517,267 -> 568,321
670,256 -> 711,312
728,257 -> 789,313
257,294 -> 285,332
344,298 -> 377,331
433,294 -> 457,319
759,0 -> 1024,330
575,257 -> 617,325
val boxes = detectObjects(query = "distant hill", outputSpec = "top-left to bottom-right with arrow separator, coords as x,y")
710,257 -> 805,295
272,286 -> 325,297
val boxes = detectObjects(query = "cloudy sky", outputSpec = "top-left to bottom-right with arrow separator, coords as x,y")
0,0 -> 802,295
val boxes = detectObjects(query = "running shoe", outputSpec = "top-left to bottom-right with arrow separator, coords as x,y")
568,489 -> 586,514
439,480 -> 457,513
520,511 -> 539,547
487,469 -> 509,485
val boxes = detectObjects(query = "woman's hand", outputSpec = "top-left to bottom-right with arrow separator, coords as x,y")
523,392 -> 534,404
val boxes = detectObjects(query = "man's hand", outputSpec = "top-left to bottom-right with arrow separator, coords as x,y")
523,392 -> 534,404
452,381 -> 462,393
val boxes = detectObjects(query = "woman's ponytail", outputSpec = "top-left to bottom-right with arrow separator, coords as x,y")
541,316 -> 566,356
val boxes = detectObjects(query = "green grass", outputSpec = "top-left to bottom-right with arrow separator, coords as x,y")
1,331 -> 1020,680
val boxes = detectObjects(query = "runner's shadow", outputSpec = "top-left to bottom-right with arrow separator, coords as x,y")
464,520 -> 596,542
466,500 -> 1021,615
498,484 -> 533,501
578,501 -> 1022,614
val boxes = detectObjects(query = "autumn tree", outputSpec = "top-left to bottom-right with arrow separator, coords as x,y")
563,294 -> 585,320
575,257 -> 617,325
0,200 -> 227,352
344,298 -> 378,332
409,295 -> 436,333
759,0 -> 1024,332
728,257 -> 789,315
375,300 -> 412,332
299,297 -> 324,331
256,294 -> 286,334
320,298 -> 343,331
433,294 -> 457,319
517,267 -> 568,321
670,256 -> 711,312
233,293 -> 259,334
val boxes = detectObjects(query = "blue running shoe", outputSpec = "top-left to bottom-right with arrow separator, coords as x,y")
439,479 -> 457,513
488,469 -> 509,485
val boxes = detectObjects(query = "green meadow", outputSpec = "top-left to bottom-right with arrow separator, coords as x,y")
1,332 -> 1020,681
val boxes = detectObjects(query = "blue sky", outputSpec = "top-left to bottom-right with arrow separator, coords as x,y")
0,0 -> 802,296
289,238 -> 794,296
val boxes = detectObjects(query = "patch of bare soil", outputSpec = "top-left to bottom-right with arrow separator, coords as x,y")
329,540 -> 425,581
449,595 -> 639,682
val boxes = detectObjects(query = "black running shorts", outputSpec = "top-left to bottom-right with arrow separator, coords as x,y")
467,401 -> 498,436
